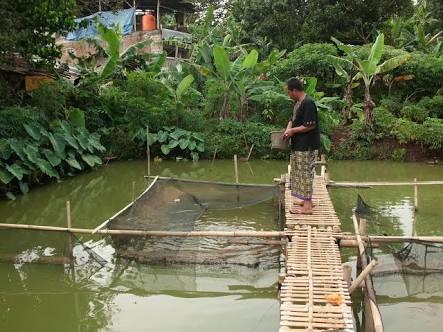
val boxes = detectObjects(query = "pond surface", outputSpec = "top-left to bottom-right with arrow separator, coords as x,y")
0,160 -> 442,331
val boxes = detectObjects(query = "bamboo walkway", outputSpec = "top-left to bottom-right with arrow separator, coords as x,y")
280,174 -> 354,331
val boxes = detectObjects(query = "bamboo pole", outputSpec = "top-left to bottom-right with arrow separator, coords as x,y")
349,260 -> 378,294
92,176 -> 159,234
335,234 -> 443,244
0,223 -> 285,238
414,178 -> 418,211
66,200 -> 74,261
320,165 -> 326,178
352,212 -> 384,332
328,180 -> 443,187
132,181 -> 136,201
66,201 -> 72,230
234,154 -> 239,184
146,126 -> 151,177
156,0 -> 160,29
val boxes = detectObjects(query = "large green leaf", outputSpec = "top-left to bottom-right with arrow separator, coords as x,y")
176,75 -> 194,99
6,192 -> 16,200
75,129 -> 89,151
0,167 -> 14,184
42,149 -> 62,167
179,139 -> 189,150
157,131 -> 168,143
331,37 -> 353,54
368,33 -> 384,65
48,133 -> 66,157
360,60 -> 377,76
69,109 -> 86,127
242,49 -> 258,69
36,158 -> 59,178
81,154 -> 102,167
196,143 -> 205,153
19,181 -> 29,194
88,134 -> 106,152
213,45 -> 231,80
378,53 -> 411,74
23,145 -> 40,164
8,139 -> 27,161
168,140 -> 180,149
6,163 -> 26,180
23,123 -> 42,141
66,156 -> 83,170
161,144 -> 171,155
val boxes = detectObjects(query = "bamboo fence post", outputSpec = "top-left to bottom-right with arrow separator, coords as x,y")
146,126 -> 151,177
66,201 -> 72,230
132,181 -> 136,201
349,260 -> 378,294
234,154 -> 239,184
321,165 -> 326,178
414,178 -> 418,211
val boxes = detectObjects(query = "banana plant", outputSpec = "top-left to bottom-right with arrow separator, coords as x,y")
330,33 -> 411,125
210,45 -> 259,119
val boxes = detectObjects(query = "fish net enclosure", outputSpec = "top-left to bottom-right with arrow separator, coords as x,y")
355,195 -> 443,296
107,177 -> 281,267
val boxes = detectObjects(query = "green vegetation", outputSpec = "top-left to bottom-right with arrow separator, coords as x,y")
0,0 -> 442,198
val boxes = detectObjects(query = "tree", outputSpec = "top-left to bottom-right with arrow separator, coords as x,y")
330,34 -> 411,125
230,0 -> 414,48
0,0 -> 77,67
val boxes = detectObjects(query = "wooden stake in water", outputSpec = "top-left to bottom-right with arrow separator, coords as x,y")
66,201 -> 73,261
146,126 -> 151,177
234,154 -> 239,184
414,178 -> 418,211
66,201 -> 72,229
132,181 -> 136,201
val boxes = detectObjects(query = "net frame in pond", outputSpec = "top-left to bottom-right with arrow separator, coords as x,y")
94,176 -> 282,266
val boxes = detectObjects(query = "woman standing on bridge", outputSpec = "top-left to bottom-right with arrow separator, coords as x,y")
283,77 -> 321,215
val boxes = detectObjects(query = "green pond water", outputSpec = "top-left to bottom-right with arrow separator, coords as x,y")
0,160 -> 442,331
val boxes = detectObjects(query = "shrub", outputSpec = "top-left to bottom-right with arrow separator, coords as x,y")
391,118 -> 421,143
202,120 -> 278,159
400,105 -> 429,123
395,52 -> 443,98
374,106 -> 397,135
271,43 -> 337,89
392,148 -> 407,162
419,118 -> 443,150
0,106 -> 40,139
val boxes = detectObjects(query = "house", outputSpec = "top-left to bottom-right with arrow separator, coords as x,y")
56,0 -> 195,67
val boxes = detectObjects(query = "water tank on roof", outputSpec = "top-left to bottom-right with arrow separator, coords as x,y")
142,10 -> 156,31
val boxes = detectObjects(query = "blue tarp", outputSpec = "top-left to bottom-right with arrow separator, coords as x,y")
66,8 -> 135,41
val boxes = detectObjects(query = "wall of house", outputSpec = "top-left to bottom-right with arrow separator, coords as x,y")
57,30 -> 163,65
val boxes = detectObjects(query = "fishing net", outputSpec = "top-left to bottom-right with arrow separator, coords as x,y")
355,195 -> 443,296
107,177 -> 281,267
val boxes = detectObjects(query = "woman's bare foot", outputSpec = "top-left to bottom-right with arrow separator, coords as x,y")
292,198 -> 304,206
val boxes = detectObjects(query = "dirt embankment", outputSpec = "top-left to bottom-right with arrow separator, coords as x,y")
331,129 -> 443,162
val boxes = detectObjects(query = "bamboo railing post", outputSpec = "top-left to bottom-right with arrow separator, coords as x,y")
414,178 -> 418,211
234,154 -> 239,184
132,181 -> 136,201
321,165 -> 326,178
349,259 -> 378,294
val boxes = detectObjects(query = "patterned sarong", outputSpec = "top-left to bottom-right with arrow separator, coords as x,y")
290,150 -> 318,200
